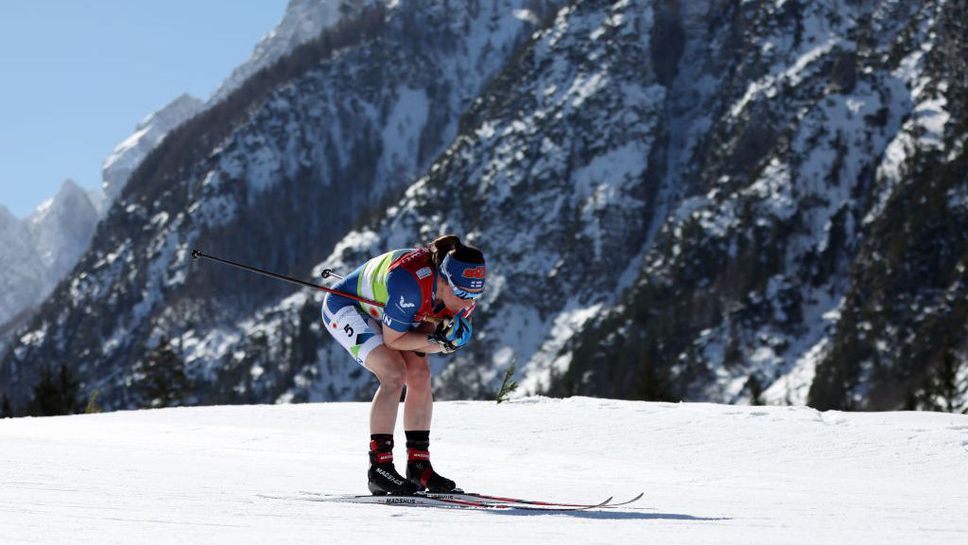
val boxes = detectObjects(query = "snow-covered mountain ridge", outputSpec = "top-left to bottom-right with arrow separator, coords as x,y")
102,94 -> 205,203
209,0 -> 351,104
105,1 -> 358,203
1,0 -> 965,414
0,180 -> 100,329
0,0 -> 554,411
558,0 -> 968,411
2,398 -> 967,544
1,1 -> 349,338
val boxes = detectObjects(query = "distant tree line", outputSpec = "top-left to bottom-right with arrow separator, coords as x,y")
0,336 -> 190,418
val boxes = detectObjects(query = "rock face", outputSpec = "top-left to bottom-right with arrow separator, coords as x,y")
2,0 -> 965,414
0,0 -> 553,411
0,206 -> 50,328
208,0 -> 350,104
0,181 -> 100,329
102,94 -> 205,203
26,180 -> 100,281
554,0 -> 968,411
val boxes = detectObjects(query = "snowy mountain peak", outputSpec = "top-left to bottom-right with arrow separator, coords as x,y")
25,178 -> 99,278
208,0 -> 348,104
101,94 -> 204,203
0,180 -> 105,331
0,203 -> 17,225
0,205 -> 49,328
27,179 -> 85,225
134,93 -> 204,133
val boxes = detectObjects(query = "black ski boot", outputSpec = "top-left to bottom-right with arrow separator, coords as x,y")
406,451 -> 458,492
367,435 -> 418,496
404,430 -> 458,493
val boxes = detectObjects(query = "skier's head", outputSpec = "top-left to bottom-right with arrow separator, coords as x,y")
430,234 -> 486,301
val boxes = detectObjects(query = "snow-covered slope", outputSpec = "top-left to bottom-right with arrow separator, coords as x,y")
101,94 -> 205,203
2,398 -> 967,544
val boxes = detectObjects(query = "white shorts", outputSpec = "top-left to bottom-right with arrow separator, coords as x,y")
322,300 -> 385,366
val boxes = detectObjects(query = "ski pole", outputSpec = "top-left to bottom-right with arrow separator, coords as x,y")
191,249 -> 383,308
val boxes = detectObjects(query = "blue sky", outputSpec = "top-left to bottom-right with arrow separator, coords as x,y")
0,0 -> 289,217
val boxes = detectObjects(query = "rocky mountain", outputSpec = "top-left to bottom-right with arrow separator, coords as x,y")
104,1 -> 356,205
0,0 -> 555,411
1,1 -> 348,339
209,0 -> 350,104
0,206 -> 50,328
2,0 -> 965,415
552,0 -> 968,411
26,179 -> 100,281
0,181 -> 100,329
102,94 -> 206,203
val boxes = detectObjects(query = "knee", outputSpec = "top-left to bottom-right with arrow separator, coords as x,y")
379,364 -> 407,391
406,361 -> 431,387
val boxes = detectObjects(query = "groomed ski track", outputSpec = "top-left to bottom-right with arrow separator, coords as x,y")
2,397 -> 967,544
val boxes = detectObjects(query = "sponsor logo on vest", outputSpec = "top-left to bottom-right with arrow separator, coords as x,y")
416,266 -> 432,279
399,296 -> 415,309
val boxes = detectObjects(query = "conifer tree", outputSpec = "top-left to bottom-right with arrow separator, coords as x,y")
1,393 -> 13,418
138,337 -> 189,408
496,361 -> 519,404
26,365 -> 81,416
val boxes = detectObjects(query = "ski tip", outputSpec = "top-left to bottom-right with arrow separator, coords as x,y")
605,492 -> 645,507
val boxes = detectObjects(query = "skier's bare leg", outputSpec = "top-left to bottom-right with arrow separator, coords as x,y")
402,351 -> 432,430
363,345 -> 408,434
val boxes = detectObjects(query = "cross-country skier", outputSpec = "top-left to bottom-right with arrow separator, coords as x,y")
322,234 -> 485,495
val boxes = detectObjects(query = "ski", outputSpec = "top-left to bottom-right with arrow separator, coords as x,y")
297,489 -> 636,510
291,491 -> 613,511
305,493 -> 497,509
425,491 -> 643,509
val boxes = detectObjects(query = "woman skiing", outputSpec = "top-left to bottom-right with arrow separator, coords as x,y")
322,234 -> 485,495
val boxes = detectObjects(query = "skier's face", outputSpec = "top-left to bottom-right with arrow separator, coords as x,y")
436,276 -> 476,314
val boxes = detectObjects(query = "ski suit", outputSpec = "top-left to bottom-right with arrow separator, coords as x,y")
322,247 -> 454,365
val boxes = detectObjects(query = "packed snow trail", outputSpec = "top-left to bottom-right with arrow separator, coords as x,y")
1,397 -> 967,544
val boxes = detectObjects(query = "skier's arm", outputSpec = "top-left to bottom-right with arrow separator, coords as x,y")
382,325 -> 443,353
380,270 -> 441,353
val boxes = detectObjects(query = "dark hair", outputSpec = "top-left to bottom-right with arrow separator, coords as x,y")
429,234 -> 485,267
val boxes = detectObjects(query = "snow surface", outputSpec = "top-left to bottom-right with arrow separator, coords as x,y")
2,397 -> 967,544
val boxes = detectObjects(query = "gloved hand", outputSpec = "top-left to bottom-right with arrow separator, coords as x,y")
428,310 -> 472,354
